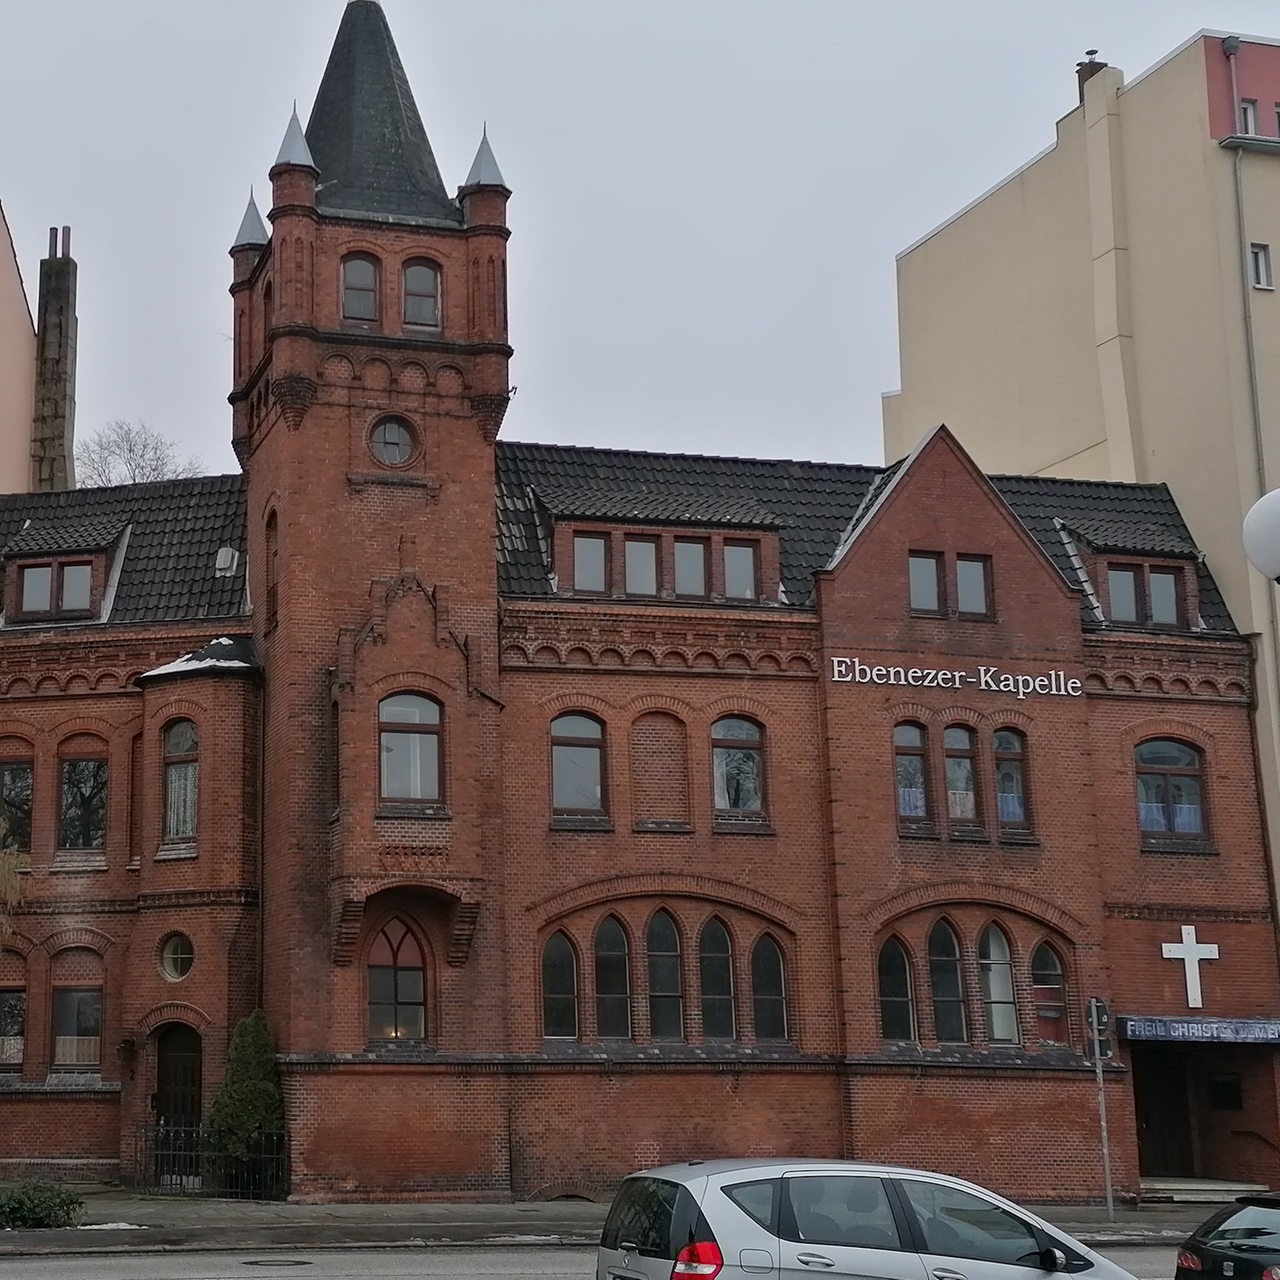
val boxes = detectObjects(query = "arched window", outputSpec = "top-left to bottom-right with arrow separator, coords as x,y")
341,254 -> 379,322
647,910 -> 683,1040
699,918 -> 735,1040
893,723 -> 929,826
550,714 -> 605,815
541,932 -> 578,1039
50,948 -> 103,1067
994,729 -> 1030,831
163,719 -> 198,841
944,725 -> 979,827
751,935 -> 788,1041
379,695 -> 442,803
265,511 -> 279,627
978,925 -> 1018,1045
262,280 -> 273,343
928,921 -> 967,1043
712,717 -> 764,815
403,261 -> 441,327
594,917 -> 631,1039
1031,943 -> 1068,1044
1135,739 -> 1205,836
59,743 -> 108,851
877,937 -> 915,1041
367,919 -> 425,1040
0,949 -> 26,1072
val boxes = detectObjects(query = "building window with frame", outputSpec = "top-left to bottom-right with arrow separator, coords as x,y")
367,918 -> 426,1041
403,260 -> 441,327
956,555 -> 991,616
712,716 -> 764,816
928,921 -> 967,1044
369,418 -> 416,468
1031,943 -> 1068,1044
1241,98 -> 1259,134
699,918 -> 736,1040
624,538 -> 658,596
943,725 -> 980,828
594,916 -> 631,1039
17,561 -> 93,619
52,987 -> 102,1068
1135,739 -> 1205,838
0,760 -> 32,851
993,729 -> 1030,832
541,931 -> 578,1039
674,539 -> 708,597
551,713 -> 606,816
908,552 -> 942,612
979,924 -> 1019,1045
265,511 -> 279,628
647,910 -> 684,1040
341,254 -> 380,322
59,757 -> 107,850
751,934 -> 788,1041
1252,243 -> 1273,290
1106,564 -> 1140,623
162,720 -> 198,842
894,723 -> 930,827
1108,562 -> 1185,626
1149,568 -> 1181,626
0,988 -> 23,1070
572,534 -> 608,593
379,694 -> 443,804
723,542 -> 758,601
878,937 -> 916,1042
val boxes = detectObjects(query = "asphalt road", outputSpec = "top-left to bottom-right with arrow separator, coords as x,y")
0,1244 -> 1179,1279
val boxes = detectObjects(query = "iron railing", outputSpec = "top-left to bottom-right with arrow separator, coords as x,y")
131,1124 -> 288,1200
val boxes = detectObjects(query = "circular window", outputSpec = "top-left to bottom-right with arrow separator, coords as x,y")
369,418 -> 415,467
160,933 -> 195,981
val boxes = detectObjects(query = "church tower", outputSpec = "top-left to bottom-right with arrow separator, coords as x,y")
227,0 -> 512,1112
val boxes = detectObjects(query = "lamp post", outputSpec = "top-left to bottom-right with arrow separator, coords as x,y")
1243,490 -> 1280,581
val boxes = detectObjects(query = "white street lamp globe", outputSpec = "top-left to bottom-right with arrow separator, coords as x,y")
1243,489 -> 1280,581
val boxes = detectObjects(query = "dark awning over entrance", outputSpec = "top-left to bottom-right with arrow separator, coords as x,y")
1119,1014 -> 1280,1043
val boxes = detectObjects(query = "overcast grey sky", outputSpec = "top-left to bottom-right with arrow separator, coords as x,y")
2,0 -> 1278,475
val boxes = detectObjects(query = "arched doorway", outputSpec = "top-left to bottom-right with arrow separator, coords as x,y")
154,1024 -> 202,1186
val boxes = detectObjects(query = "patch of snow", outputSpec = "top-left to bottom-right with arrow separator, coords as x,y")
79,1222 -> 147,1231
142,655 -> 253,678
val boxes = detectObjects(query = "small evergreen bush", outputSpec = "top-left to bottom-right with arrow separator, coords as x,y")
0,1180 -> 84,1229
206,1010 -> 286,1197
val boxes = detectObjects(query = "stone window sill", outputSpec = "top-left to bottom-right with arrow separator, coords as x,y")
375,803 -> 451,822
155,842 -> 197,861
998,832 -> 1041,849
1141,838 -> 1218,856
633,820 -> 694,834
551,815 -> 613,833
713,816 -> 775,836
51,852 -> 108,873
898,825 -> 941,842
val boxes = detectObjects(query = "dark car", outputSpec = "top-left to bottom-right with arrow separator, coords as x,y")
1176,1195 -> 1280,1280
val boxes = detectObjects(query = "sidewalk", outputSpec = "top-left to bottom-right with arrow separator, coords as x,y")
0,1184 -> 1215,1257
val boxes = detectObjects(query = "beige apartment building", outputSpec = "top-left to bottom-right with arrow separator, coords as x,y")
0,204 -> 35,493
885,33 -> 1280,896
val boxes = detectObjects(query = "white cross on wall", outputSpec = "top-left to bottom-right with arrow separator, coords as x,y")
1161,924 -> 1219,1009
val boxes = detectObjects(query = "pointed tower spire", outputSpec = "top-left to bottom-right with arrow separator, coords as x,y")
305,0 -> 462,225
275,105 -> 317,171
463,127 -> 508,190
231,189 -> 269,250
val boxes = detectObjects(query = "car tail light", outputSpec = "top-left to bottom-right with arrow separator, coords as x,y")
1261,1266 -> 1280,1280
1177,1250 -> 1203,1272
672,1239 -> 724,1277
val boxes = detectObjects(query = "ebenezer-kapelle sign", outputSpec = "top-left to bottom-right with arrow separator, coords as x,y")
830,657 -> 1083,700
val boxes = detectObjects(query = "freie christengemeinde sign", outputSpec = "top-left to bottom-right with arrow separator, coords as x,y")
829,656 -> 1083,701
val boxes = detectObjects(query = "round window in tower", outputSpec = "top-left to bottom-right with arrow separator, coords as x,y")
369,418 -> 416,468
160,933 -> 195,982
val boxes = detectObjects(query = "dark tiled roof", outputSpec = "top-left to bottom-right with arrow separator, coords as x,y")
305,0 -> 463,227
0,476 -> 246,626
496,442 -> 1236,632
3,513 -> 127,555
138,635 -> 260,683
532,482 -> 780,528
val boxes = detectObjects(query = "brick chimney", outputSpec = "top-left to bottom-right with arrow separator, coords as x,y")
30,225 -> 77,491
1077,50 -> 1108,103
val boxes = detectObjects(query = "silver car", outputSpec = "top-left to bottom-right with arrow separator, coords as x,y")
596,1158 -> 1138,1280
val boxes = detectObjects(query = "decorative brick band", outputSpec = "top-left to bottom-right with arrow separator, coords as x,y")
866,880 -> 1086,936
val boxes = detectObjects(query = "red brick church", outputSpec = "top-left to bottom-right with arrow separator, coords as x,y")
2,0 -> 1279,1201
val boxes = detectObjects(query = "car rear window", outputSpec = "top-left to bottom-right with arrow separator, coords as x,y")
1202,1204 -> 1280,1248
725,1178 -> 779,1230
601,1176 -> 714,1259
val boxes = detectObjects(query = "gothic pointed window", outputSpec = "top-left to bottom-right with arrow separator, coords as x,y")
647,911 -> 684,1040
162,719 -> 198,842
979,924 -> 1018,1045
751,935 -> 788,1041
541,931 -> 578,1039
699,918 -> 735,1040
403,261 -> 441,328
1031,943 -> 1068,1044
341,254 -> 380,322
367,919 -> 425,1041
594,916 -> 631,1039
878,937 -> 916,1042
928,921 -> 967,1044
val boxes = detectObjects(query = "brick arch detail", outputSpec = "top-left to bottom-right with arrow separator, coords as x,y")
989,708 -> 1035,732
367,671 -> 460,700
42,926 -> 115,956
784,652 -> 818,673
703,694 -> 774,722
936,705 -> 986,726
521,1177 -> 608,1204
434,362 -> 471,390
0,719 -> 39,747
539,690 -> 617,716
49,715 -> 117,741
530,873 -> 800,933
1,931 -> 37,958
146,696 -> 209,728
138,1002 -> 213,1035
626,694 -> 696,720
884,700 -> 934,723
1119,717 -> 1219,750
867,881 -> 1086,938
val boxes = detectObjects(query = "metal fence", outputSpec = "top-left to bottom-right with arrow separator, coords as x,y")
131,1125 -> 288,1200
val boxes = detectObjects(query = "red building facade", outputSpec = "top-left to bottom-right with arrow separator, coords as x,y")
1,1 -> 1278,1202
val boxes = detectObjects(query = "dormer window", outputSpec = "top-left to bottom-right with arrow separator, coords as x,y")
1106,562 -> 1185,627
14,560 -> 95,620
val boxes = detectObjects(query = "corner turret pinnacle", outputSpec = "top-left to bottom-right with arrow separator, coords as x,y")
274,105 -> 317,171
231,189 -> 269,250
463,127 -> 508,190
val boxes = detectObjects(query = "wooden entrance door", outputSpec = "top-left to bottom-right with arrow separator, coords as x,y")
154,1024 -> 202,1184
1131,1042 -> 1195,1177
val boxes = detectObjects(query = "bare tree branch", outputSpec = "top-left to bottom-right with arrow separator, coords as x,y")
0,816 -> 20,942
75,419 -> 204,487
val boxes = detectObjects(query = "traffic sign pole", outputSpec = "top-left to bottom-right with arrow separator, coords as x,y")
1087,998 -> 1116,1222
